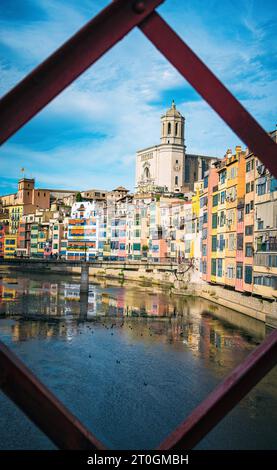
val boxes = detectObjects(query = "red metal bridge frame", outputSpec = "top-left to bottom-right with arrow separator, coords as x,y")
0,0 -> 277,450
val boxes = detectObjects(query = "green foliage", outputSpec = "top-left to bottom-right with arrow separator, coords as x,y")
76,192 -> 83,202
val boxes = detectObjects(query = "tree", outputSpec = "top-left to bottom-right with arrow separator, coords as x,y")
76,192 -> 82,202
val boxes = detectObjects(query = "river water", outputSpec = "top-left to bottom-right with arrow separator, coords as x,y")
0,270 -> 276,450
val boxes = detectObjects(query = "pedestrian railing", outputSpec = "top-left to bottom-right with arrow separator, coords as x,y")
0,0 -> 276,450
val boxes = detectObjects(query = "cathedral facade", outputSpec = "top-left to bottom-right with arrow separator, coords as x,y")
135,101 -> 218,193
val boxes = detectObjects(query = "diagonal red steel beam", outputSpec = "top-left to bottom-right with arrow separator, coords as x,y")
157,328 -> 277,450
0,0 -> 164,145
139,12 -> 277,176
0,340 -> 106,450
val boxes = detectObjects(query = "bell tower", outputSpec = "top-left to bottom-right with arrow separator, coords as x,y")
160,100 -> 185,146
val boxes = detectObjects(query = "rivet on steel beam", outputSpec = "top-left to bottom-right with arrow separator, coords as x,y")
133,1 -> 146,14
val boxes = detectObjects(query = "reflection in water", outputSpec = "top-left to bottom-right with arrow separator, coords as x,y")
0,271 -> 276,450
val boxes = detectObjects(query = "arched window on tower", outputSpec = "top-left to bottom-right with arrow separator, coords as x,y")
175,176 -> 178,186
168,122 -> 171,135
143,166 -> 150,180
175,123 -> 179,136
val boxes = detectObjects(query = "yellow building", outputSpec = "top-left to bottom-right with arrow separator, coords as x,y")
4,234 -> 17,259
8,205 -> 24,234
210,179 -> 219,283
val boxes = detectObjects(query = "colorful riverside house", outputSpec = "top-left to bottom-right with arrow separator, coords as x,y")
3,234 -> 17,259
110,200 -> 128,261
130,203 -> 142,260
210,171 -> 219,283
175,202 -> 185,261
168,202 -> 179,261
253,129 -> 277,299
38,225 -> 49,257
205,165 -> 218,283
30,223 -> 39,257
183,201 -> 194,262
191,181 -> 202,272
66,202 -> 99,261
149,199 -> 167,261
214,158 -> 227,285
17,220 -> 29,257
224,149 -> 239,288
0,222 -> 8,258
243,149 -> 255,293
200,171 -> 209,280
235,146 -> 246,292
9,205 -> 23,235
97,207 -> 107,260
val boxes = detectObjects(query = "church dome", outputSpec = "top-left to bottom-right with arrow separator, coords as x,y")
164,100 -> 182,118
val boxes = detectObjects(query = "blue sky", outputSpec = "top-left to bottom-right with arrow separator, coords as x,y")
0,0 -> 276,195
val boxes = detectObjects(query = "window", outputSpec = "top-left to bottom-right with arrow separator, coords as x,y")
133,243 -> 141,251
202,243 -> 207,256
227,265 -> 235,279
219,170 -> 226,184
238,208 -> 244,222
217,259 -> 223,277
229,233 -> 236,251
245,202 -> 253,214
229,167 -> 237,179
257,220 -> 264,230
212,213 -> 218,229
245,225 -> 253,236
219,234 -> 225,251
175,159 -> 178,164
219,211 -> 225,227
168,122 -> 171,135
246,159 -> 254,172
236,263 -> 243,279
237,233 -> 243,250
268,255 -> 277,267
254,276 -> 277,288
175,123 -> 178,136
212,235 -> 217,252
212,194 -> 218,207
175,176 -> 178,185
211,259 -> 216,276
245,243 -> 253,257
220,191 -> 225,204
244,265 -> 253,284
202,260 -> 207,274
256,179 -> 267,196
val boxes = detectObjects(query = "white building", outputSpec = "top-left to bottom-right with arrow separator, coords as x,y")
135,101 -> 218,193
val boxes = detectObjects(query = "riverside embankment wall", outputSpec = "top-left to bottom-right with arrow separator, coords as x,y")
1,260 -> 276,327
